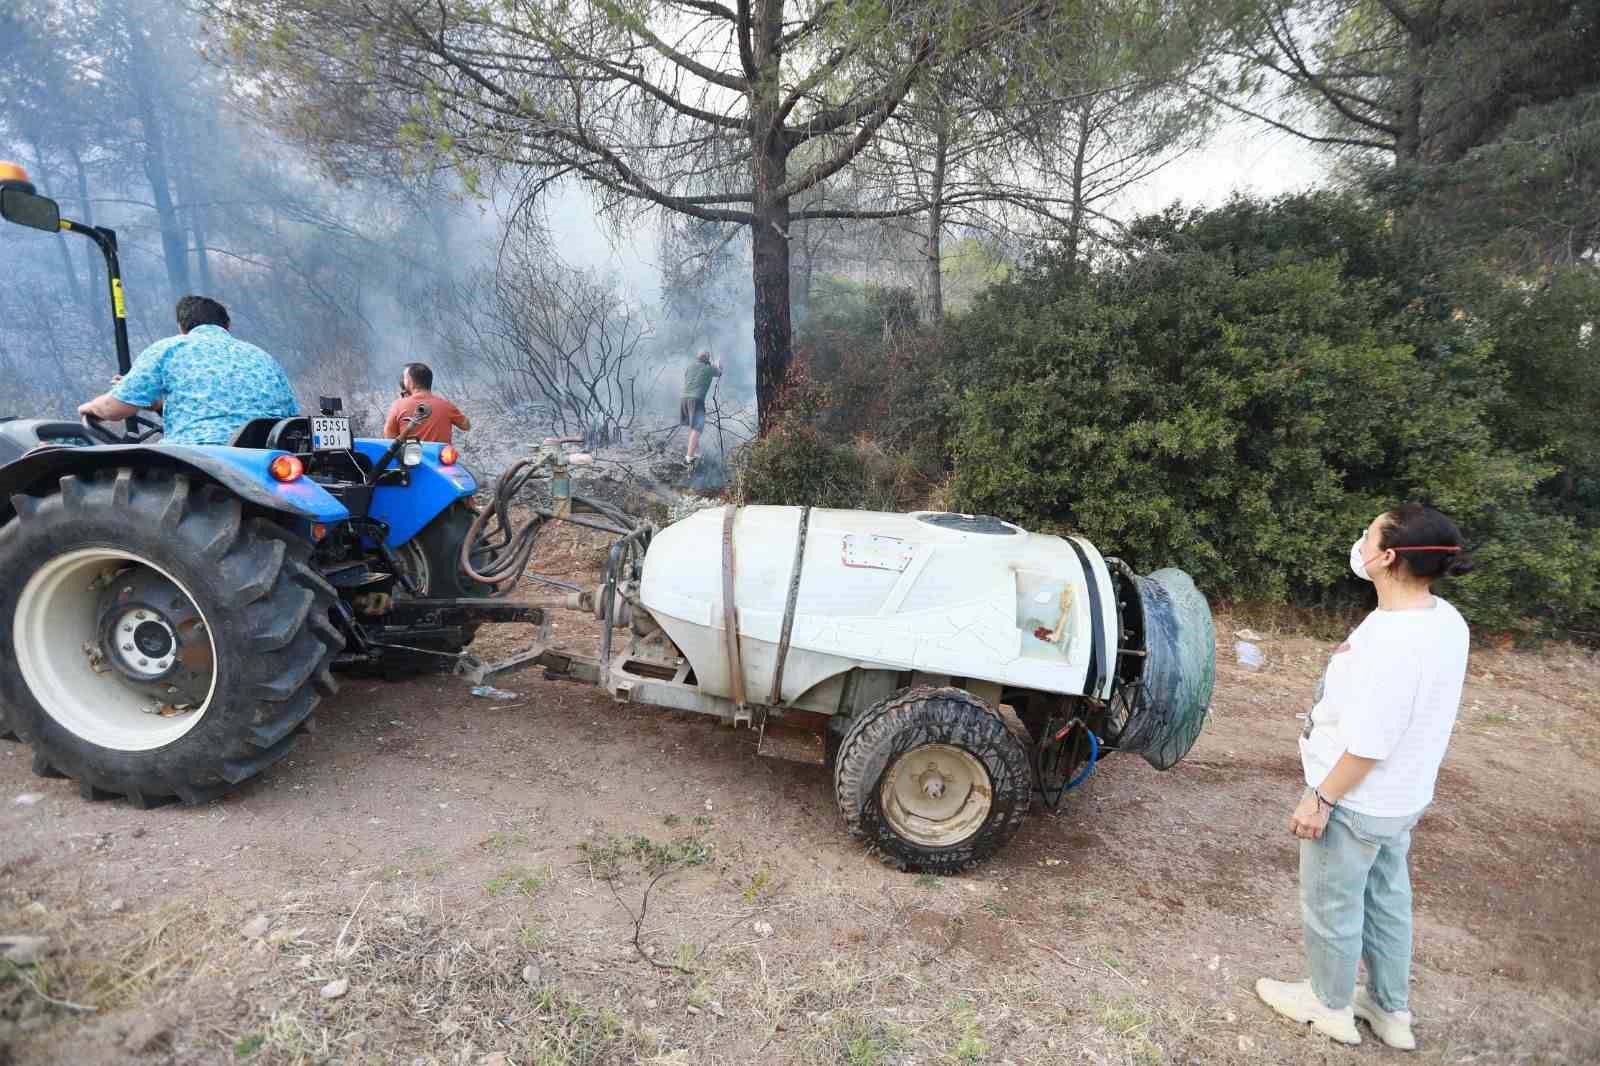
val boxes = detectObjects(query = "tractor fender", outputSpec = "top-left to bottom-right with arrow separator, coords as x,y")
0,444 -> 351,527
351,439 -> 476,548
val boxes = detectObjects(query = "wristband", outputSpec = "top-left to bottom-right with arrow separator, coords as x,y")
1314,789 -> 1337,811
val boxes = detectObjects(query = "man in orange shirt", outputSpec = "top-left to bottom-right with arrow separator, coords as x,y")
384,362 -> 471,443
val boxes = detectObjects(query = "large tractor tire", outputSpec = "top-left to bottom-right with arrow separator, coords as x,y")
395,501 -> 493,602
833,686 -> 1032,874
0,467 -> 343,807
381,501 -> 493,669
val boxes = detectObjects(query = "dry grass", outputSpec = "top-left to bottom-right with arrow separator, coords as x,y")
5,861 -> 1597,1065
0,885 -> 246,1021
245,906 -> 657,1065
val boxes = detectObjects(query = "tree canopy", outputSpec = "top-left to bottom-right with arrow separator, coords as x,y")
207,0 -> 1231,425
1222,0 -> 1600,268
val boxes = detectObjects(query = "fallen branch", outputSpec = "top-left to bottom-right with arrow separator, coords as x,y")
334,881 -> 377,961
1027,937 -> 1098,975
606,871 -> 694,974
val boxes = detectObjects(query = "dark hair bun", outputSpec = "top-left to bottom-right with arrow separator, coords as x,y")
1382,503 -> 1474,583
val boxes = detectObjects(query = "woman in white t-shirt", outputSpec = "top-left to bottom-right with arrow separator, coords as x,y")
1256,504 -> 1473,1050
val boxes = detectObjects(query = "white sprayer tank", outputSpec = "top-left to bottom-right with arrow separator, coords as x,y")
638,506 -> 1120,709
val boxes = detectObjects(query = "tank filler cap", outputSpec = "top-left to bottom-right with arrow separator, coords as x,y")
912,511 -> 1022,536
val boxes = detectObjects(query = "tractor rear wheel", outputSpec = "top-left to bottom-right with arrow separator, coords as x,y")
381,501 -> 493,670
0,467 -> 343,806
395,501 -> 493,602
833,686 -> 1031,873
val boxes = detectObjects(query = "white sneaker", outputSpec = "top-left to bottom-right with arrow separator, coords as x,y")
1354,986 -> 1417,1050
1255,978 -> 1361,1045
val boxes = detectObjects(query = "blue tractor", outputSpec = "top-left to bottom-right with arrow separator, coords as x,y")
0,163 -> 568,807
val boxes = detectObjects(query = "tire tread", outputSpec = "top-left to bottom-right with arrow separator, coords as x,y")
833,686 -> 1032,874
0,467 -> 343,808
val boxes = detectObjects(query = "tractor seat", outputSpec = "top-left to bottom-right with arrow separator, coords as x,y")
228,416 -> 313,453
227,417 -> 280,449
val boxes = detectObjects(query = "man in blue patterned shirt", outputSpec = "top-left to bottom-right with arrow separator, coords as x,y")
77,296 -> 299,445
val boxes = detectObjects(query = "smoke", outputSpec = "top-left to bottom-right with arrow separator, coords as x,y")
539,180 -> 760,420
0,0 -> 764,490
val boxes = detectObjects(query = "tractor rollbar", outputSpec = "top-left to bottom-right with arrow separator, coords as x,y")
2,171 -> 131,377
58,220 -> 134,379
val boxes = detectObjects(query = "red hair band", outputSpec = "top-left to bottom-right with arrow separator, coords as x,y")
1386,545 -> 1460,553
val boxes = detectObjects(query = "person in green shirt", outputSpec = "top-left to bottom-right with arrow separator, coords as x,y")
680,349 -> 722,464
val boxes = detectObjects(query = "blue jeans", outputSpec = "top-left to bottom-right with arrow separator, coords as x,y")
1300,799 -> 1422,1012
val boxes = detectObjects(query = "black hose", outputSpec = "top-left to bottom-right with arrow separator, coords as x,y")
460,458 -> 636,592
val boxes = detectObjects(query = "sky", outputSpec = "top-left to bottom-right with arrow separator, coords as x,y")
1124,120 -> 1332,215
549,118 -> 1335,284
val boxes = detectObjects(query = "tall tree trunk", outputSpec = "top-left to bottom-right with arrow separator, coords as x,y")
800,220 -> 814,317
69,145 -> 108,335
1395,56 -> 1424,161
177,114 -> 215,293
924,108 -> 948,320
749,0 -> 792,435
127,29 -> 191,301
26,142 -> 86,307
52,207 -> 86,307
1065,97 -> 1092,271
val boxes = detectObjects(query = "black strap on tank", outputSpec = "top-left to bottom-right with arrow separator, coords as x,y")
769,506 -> 810,705
1066,538 -> 1107,699
721,504 -> 747,713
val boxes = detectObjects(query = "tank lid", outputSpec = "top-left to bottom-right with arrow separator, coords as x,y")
913,511 -> 1022,535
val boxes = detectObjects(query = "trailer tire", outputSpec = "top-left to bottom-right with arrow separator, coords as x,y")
0,468 -> 342,806
833,686 -> 1031,874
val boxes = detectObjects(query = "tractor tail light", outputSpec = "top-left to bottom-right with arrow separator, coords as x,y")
439,445 -> 459,466
0,161 -> 34,191
269,455 -> 304,482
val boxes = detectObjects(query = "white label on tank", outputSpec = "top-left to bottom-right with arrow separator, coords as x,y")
840,534 -> 914,572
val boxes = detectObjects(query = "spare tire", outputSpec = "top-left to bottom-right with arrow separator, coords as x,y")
1109,567 -> 1215,770
0,467 -> 342,807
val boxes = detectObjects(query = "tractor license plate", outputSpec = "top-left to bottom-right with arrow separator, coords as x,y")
311,416 -> 351,451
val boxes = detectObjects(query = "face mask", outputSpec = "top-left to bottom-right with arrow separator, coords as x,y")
1350,537 -> 1377,582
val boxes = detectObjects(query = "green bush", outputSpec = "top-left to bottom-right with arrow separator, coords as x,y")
795,279 -> 957,496
733,423 -> 936,513
942,192 -> 1600,631
803,276 -> 920,379
734,423 -> 870,510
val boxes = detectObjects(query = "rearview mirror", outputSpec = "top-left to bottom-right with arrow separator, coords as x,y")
0,188 -> 61,233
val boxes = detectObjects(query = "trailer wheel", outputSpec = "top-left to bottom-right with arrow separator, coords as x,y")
833,686 -> 1031,873
0,468 -> 342,806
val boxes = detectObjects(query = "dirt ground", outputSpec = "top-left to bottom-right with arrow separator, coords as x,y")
2,533 -> 1597,1065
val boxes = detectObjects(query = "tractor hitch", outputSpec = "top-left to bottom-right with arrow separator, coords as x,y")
377,595 -> 587,628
